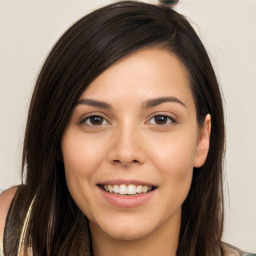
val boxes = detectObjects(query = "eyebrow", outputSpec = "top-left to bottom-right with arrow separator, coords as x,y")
76,99 -> 112,109
142,97 -> 186,109
76,96 -> 186,110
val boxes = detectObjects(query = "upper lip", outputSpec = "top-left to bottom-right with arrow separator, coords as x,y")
97,179 -> 157,187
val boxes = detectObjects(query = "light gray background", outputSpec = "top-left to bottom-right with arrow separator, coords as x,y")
0,0 -> 255,252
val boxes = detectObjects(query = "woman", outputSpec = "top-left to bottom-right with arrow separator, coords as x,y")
0,1 -> 255,255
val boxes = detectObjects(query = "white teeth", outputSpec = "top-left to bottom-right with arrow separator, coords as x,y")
128,184 -> 137,194
142,185 -> 148,193
103,184 -> 153,195
107,185 -> 113,193
113,185 -> 119,193
119,185 -> 127,194
136,185 -> 143,193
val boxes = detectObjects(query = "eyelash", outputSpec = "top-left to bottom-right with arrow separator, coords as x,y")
80,115 -> 110,126
80,114 -> 177,127
147,115 -> 177,125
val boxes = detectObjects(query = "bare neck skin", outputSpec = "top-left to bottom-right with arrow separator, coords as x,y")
89,208 -> 181,256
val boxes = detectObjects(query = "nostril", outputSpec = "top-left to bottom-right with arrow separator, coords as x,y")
112,159 -> 140,167
107,142 -> 146,166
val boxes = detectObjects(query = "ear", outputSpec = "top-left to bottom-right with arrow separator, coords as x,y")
193,114 -> 211,168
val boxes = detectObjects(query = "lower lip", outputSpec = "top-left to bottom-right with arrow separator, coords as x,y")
98,187 -> 156,208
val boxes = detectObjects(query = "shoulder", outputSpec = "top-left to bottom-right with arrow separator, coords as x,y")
0,186 -> 18,239
222,242 -> 256,256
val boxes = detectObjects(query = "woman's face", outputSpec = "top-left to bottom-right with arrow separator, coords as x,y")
61,47 -> 210,241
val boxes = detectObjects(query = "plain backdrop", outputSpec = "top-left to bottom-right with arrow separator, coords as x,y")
0,0 -> 255,253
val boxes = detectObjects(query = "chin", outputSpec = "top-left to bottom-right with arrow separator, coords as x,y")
103,225 -> 152,241
90,216 -> 156,241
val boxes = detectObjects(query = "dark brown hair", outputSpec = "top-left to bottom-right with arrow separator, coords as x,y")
4,1 -> 225,255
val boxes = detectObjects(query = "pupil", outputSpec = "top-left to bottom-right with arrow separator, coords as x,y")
155,116 -> 167,124
91,116 -> 103,125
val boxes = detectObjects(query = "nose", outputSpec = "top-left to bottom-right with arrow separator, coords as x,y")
107,125 -> 146,167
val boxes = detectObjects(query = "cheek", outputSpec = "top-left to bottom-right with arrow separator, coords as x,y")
149,130 -> 197,197
61,132 -> 107,178
156,144 -> 194,193
153,143 -> 194,214
61,132 -> 107,215
151,132 -> 198,173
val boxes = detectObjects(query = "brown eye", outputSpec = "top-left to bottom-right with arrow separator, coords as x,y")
84,115 -> 108,126
149,115 -> 175,125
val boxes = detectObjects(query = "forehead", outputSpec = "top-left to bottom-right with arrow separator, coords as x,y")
80,47 -> 193,107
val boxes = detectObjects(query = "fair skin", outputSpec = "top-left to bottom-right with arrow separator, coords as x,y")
61,47 -> 211,256
0,48 -> 211,255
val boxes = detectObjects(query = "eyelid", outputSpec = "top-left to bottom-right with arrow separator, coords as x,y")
86,116 -> 109,126
79,112 -> 111,126
146,112 -> 178,125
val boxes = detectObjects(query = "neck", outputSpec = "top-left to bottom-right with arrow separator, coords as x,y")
89,209 -> 181,256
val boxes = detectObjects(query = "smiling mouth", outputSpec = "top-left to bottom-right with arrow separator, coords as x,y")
98,184 -> 157,195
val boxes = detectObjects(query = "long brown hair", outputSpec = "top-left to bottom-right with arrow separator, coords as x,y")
4,1 -> 225,255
